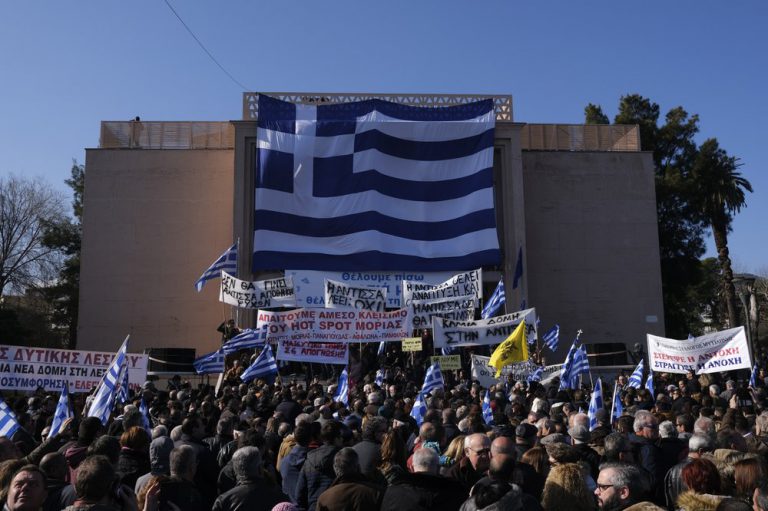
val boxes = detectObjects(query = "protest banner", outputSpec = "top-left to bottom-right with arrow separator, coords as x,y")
324,278 -> 387,312
646,326 -> 751,374
407,294 -> 477,331
432,308 -> 538,349
220,272 -> 296,308
401,338 -> 423,352
277,340 -> 349,365
287,270 -> 456,308
402,269 -> 483,306
431,355 -> 461,371
0,344 -> 148,393
471,354 -> 559,387
256,308 -> 409,344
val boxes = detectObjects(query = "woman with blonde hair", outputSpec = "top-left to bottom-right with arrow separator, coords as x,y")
440,434 -> 467,474
541,462 -> 595,511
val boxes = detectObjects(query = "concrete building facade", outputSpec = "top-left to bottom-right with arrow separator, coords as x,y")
79,93 -> 664,363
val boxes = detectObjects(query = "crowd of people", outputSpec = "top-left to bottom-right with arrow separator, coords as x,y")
2,349 -> 768,511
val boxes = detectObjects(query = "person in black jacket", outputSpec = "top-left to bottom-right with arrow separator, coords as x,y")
296,421 -> 343,511
212,446 -> 287,511
381,447 -> 467,511
174,416 -> 217,508
351,416 -> 386,479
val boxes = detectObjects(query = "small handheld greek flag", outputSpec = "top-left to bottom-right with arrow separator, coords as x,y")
410,391 -> 427,426
482,389 -> 494,425
193,349 -> 225,375
333,369 -> 349,406
588,378 -> 603,431
421,362 -> 444,395
481,279 -> 505,319
542,324 -> 560,352
222,326 -> 268,354
139,398 -> 152,432
195,241 -> 238,292
377,341 -> 386,357
87,335 -> 130,425
240,344 -> 278,382
559,339 -> 579,390
644,369 -> 655,401
612,382 -> 624,421
0,397 -> 20,438
528,366 -> 544,382
374,369 -> 384,387
749,364 -> 758,388
48,383 -> 73,439
627,359 -> 644,389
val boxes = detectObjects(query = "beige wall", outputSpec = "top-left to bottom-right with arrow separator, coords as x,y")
79,149 -> 234,355
522,151 -> 665,361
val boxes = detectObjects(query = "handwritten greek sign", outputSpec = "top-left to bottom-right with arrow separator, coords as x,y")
408,294 -> 477,331
402,269 -> 483,306
433,308 -> 538,348
401,338 -> 423,352
220,272 -> 296,308
431,355 -> 461,371
0,344 -> 148,393
287,270 -> 457,308
256,308 -> 409,343
646,326 -> 751,374
324,278 -> 387,312
277,340 -> 349,365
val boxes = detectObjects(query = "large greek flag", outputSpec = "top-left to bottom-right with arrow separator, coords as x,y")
195,241 -> 238,292
87,336 -> 129,425
222,326 -> 268,354
193,349 -> 225,375
240,344 -> 278,382
253,95 -> 500,271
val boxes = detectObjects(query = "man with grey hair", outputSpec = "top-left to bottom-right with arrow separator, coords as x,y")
316,448 -> 381,511
134,436 -> 174,495
381,448 -> 466,511
595,462 -> 660,510
694,415 -> 716,439
602,433 -> 634,464
447,433 -> 491,488
631,410 -> 665,505
569,423 -> 600,478
158,445 -> 206,511
212,446 -> 287,511
663,433 -> 715,510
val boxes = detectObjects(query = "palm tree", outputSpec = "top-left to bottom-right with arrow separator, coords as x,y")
691,138 -> 753,329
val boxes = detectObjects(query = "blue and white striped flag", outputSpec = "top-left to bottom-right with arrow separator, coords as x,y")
559,339 -> 579,390
410,391 -> 427,426
139,398 -> 151,432
749,364 -> 758,388
481,279 -> 505,319
195,241 -> 238,292
627,359 -> 644,389
48,383 -> 73,440
612,381 -> 624,422
117,365 -> 130,404
377,341 -> 386,357
87,335 -> 129,425
542,325 -> 560,352
421,362 -> 444,395
193,349 -> 225,375
573,346 -> 590,375
528,365 -> 544,382
482,389 -> 494,425
645,369 -> 655,400
588,378 -> 603,431
253,95 -> 500,271
241,344 -> 279,382
222,326 -> 268,354
0,397 -> 20,438
333,369 -> 349,406
374,369 -> 384,387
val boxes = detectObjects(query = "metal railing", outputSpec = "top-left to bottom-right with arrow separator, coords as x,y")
243,92 -> 514,121
99,121 -> 235,149
520,124 -> 640,152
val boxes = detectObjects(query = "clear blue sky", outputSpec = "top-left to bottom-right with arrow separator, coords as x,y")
1,1 -> 765,271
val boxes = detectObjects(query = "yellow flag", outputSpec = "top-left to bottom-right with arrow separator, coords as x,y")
489,320 -> 528,377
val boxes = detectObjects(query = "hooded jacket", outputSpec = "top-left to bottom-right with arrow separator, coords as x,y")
675,491 -> 727,511
295,444 -> 340,511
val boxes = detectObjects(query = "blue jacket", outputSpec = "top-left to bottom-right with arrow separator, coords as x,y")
295,444 -> 339,511
280,445 -> 309,503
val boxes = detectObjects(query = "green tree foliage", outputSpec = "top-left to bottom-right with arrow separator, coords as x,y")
584,103 -> 609,125
690,139 -> 753,329
42,161 -> 84,348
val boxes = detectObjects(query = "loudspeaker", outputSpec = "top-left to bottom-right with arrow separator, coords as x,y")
144,348 -> 196,373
